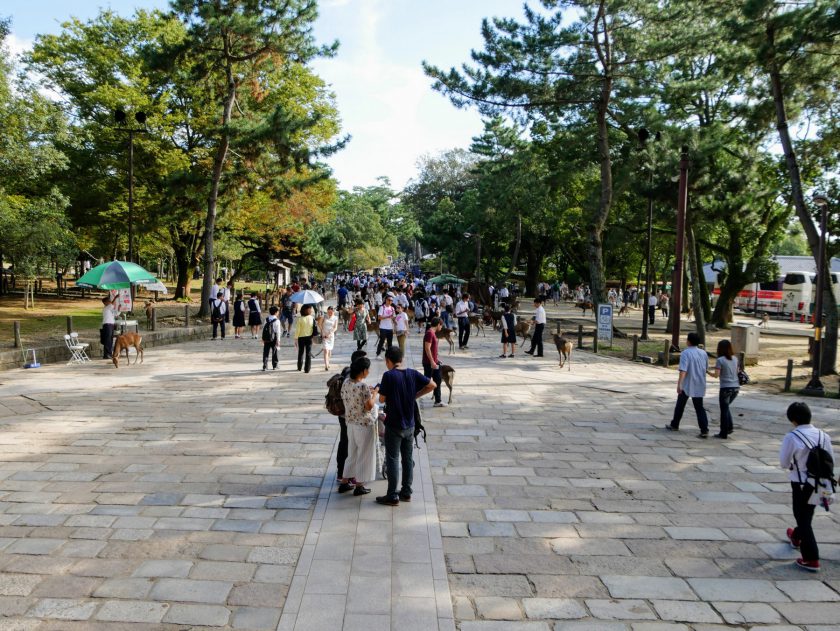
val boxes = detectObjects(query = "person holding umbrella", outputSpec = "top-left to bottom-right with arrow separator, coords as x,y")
294,304 -> 316,373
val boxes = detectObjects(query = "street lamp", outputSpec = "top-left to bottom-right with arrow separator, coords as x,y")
670,145 -> 690,352
803,193 -> 830,397
638,128 -> 661,341
114,108 -> 148,263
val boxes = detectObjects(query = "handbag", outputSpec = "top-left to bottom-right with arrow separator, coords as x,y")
348,313 -> 356,332
737,368 -> 750,386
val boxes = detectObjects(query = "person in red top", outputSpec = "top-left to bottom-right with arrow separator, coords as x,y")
423,317 -> 445,407
291,280 -> 300,293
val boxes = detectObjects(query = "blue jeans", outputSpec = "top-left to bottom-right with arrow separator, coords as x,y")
718,387 -> 739,436
384,425 -> 414,499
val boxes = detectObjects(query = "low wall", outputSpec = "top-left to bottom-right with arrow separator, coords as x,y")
0,324 -> 212,371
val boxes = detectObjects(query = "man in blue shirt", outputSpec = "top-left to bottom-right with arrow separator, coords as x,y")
665,332 -> 710,437
376,347 -> 435,505
337,284 -> 349,309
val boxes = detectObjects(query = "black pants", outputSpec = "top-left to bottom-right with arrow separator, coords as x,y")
648,305 -> 656,324
376,329 -> 393,356
101,323 -> 115,359
670,392 -> 709,433
528,323 -> 544,356
212,320 -> 225,339
718,387 -> 739,436
458,316 -> 470,348
297,336 -> 312,373
356,338 -> 366,351
423,364 -> 442,404
262,343 -> 278,369
337,417 -> 348,479
791,482 -> 818,561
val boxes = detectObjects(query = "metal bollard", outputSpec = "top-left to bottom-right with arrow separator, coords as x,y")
632,334 -> 638,361
184,304 -> 190,328
577,324 -> 583,349
13,321 -> 21,348
593,329 -> 599,354
66,316 -> 73,335
784,359 -> 793,392
738,351 -> 746,370
151,307 -> 157,332
663,340 -> 671,366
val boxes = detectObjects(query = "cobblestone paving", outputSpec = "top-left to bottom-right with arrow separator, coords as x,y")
423,329 -> 840,630
1,325 -> 839,630
0,337 -> 335,630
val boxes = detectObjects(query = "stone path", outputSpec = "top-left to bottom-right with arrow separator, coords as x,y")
0,321 -> 839,630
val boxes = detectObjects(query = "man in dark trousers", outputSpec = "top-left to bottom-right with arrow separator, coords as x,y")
376,347 -> 435,505
525,297 -> 546,357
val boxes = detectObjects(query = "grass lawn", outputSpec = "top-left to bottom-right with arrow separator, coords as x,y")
0,295 -> 105,347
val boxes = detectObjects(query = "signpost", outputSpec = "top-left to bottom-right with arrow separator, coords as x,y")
598,304 -> 613,348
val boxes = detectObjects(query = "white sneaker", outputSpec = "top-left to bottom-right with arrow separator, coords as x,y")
433,402 -> 447,408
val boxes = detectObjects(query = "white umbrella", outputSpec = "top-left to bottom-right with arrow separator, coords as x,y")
141,280 -> 169,294
290,289 -> 324,304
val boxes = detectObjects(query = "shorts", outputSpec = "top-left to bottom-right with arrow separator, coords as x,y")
280,310 -> 293,324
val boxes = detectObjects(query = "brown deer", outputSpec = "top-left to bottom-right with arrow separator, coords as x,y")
468,313 -> 485,337
515,320 -> 533,343
436,327 -> 455,354
553,334 -> 573,370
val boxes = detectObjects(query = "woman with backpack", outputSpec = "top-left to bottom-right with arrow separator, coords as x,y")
708,339 -> 739,439
338,356 -> 378,496
780,401 -> 835,572
247,292 -> 262,339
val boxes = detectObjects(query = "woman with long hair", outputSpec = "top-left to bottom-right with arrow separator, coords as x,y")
339,357 -> 378,496
709,339 -> 740,439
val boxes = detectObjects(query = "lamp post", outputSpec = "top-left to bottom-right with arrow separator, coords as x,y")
802,194 -> 830,397
114,109 -> 148,263
638,128 -> 661,341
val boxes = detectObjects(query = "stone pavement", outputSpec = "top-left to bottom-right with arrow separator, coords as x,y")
0,322 -> 838,630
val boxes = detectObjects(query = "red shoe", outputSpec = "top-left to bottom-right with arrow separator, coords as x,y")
795,558 -> 820,572
786,528 -> 800,549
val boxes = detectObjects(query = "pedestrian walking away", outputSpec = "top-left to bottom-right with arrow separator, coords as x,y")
232,291 -> 246,339
525,297 -> 545,357
648,292 -> 657,325
499,303 -> 517,358
294,304 -> 316,373
708,339 -> 739,438
210,291 -> 227,340
261,306 -> 281,370
665,332 -> 710,437
247,292 -> 262,338
352,298 -> 370,351
338,356 -> 378,496
376,347 -> 436,506
422,317 -> 445,408
455,292 -> 471,349
779,402 -> 835,572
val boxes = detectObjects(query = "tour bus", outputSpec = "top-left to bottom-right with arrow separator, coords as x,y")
782,271 -> 840,316
710,279 -> 785,314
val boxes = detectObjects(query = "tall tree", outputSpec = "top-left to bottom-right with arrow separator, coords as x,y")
166,0 -> 340,314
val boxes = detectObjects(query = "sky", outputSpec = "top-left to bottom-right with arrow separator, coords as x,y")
5,0 -> 532,191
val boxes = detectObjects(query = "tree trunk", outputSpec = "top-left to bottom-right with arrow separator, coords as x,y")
686,219 -> 706,346
174,245 -> 196,301
525,246 -> 543,297
767,25 -> 837,374
588,94 -> 612,306
500,212 -> 522,287
199,42 -> 236,318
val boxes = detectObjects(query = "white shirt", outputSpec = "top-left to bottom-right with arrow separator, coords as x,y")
444,294 -> 453,307
210,284 -> 220,300
499,287 -> 509,298
378,304 -> 395,330
455,300 -> 470,318
223,287 -> 231,301
102,304 -> 117,325
264,316 -> 281,347
534,305 -> 546,325
649,295 -> 658,307
396,293 -> 409,308
395,312 -> 409,333
211,299 -> 228,315
780,425 -> 835,483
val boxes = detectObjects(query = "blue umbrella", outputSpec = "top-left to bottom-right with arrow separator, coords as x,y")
290,289 -> 324,304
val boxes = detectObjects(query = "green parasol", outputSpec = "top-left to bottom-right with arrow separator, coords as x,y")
427,274 -> 467,285
76,260 -> 158,290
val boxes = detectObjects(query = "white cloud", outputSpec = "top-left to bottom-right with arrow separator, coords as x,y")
5,32 -> 34,60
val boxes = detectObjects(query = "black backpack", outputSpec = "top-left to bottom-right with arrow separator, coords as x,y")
211,301 -> 223,322
262,320 -> 277,344
793,430 -> 836,491
325,374 -> 345,416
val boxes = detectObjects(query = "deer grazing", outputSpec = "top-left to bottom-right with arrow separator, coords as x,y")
553,334 -> 573,370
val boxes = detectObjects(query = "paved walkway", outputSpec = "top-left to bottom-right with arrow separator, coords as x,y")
0,321 -> 838,630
